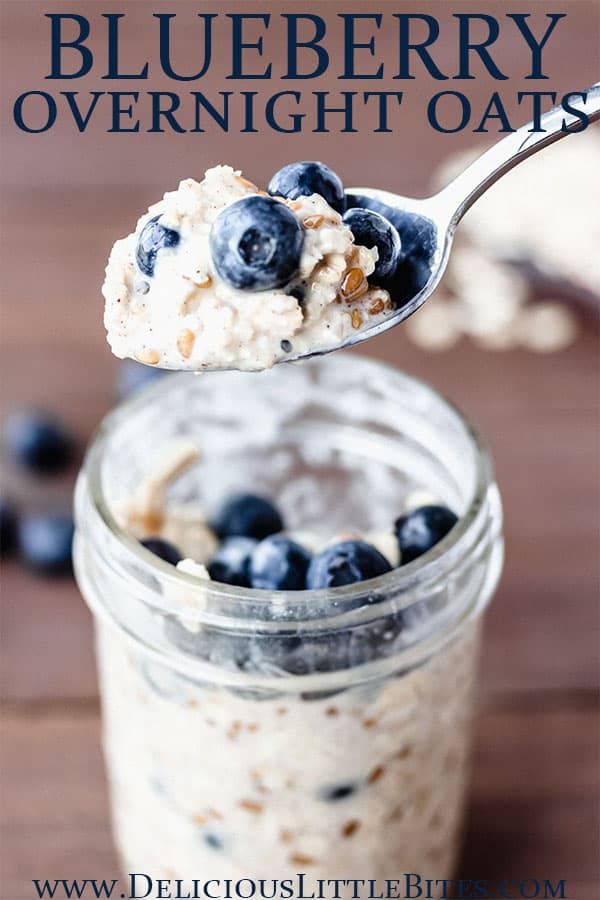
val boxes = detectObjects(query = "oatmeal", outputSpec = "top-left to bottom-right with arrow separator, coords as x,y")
103,164 -> 396,372
74,357 -> 504,883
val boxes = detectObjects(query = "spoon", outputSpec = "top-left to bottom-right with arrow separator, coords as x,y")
285,82 -> 600,363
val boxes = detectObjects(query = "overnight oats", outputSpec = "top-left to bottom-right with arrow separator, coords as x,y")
74,355 -> 503,880
102,162 -> 404,371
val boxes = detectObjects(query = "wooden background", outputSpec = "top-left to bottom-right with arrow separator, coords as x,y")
1,2 -> 599,898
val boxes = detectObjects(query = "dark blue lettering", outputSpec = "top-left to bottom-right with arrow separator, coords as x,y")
46,14 -> 92,79
338,14 -> 383,79
427,91 -> 470,132
13,91 -> 57,132
228,14 -> 272,79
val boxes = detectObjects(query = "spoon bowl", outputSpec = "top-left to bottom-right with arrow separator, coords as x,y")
283,82 -> 600,364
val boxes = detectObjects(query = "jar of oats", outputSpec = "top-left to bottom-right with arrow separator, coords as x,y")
74,355 -> 503,882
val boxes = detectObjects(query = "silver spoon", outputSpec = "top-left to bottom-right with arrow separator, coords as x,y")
286,82 -> 600,363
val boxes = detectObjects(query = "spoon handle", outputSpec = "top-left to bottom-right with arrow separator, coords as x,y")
436,82 -> 600,228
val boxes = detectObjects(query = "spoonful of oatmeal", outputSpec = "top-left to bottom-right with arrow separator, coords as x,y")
103,84 -> 600,373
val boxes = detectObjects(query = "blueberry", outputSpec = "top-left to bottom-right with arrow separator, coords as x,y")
249,535 -> 310,591
140,537 -> 182,566
394,505 -> 459,564
203,833 -> 224,851
342,208 -> 402,281
208,537 -> 257,587
212,494 -> 284,541
117,360 -> 169,399
345,193 -> 437,306
0,497 -> 18,556
210,196 -> 304,291
306,540 -> 391,590
320,782 -> 358,802
268,162 -> 346,214
287,286 -> 305,304
3,410 -> 74,475
136,214 -> 180,278
18,513 -> 74,575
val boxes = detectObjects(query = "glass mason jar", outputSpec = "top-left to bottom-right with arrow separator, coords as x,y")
74,355 -> 503,883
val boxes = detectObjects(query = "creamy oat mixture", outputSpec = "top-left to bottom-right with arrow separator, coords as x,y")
96,443 -> 479,880
103,166 -> 393,372
97,618 -> 480,881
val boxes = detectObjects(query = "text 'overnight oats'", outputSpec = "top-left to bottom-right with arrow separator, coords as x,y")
103,162 -> 404,371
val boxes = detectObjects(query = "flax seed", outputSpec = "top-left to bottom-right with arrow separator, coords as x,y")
341,268 -> 367,300
135,349 -> 160,365
289,853 -> 315,866
239,799 -> 264,814
177,329 -> 195,359
236,176 -> 258,191
303,215 -> 324,229
342,819 -> 361,838
367,764 -> 385,783
368,298 -> 385,315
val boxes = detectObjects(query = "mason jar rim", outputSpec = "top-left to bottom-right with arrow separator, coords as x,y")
77,355 -> 498,629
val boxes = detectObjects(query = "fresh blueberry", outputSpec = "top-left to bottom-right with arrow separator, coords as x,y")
3,410 -> 74,474
306,540 -> 391,590
0,497 -> 18,556
212,494 -> 284,541
208,537 -> 257,587
249,535 -> 311,591
136,214 -> 180,277
117,360 -> 169,399
345,193 -> 437,306
18,513 -> 74,575
268,161 -> 346,214
210,196 -> 304,291
394,505 -> 459,564
342,208 -> 402,281
140,537 -> 182,566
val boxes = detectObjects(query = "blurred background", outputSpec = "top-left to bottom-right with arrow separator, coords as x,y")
1,1 -> 598,897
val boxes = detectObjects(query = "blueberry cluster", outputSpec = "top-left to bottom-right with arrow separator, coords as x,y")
150,494 -> 459,679
140,492 -> 458,593
1,410 -> 76,574
135,161 -> 406,297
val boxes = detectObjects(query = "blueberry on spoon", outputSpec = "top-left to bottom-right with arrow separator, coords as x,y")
136,215 -> 180,278
268,161 -> 346,214
210,196 -> 304,291
342,208 -> 402,281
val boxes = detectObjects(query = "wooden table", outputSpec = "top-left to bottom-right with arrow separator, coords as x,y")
1,1 -> 599,895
